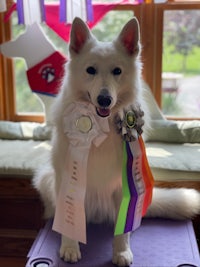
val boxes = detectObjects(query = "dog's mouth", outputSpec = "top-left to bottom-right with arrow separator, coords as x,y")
87,92 -> 111,117
96,107 -> 111,117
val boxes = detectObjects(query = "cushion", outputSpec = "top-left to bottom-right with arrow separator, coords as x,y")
146,142 -> 200,181
0,139 -> 51,176
0,121 -> 51,141
147,120 -> 200,143
0,138 -> 199,183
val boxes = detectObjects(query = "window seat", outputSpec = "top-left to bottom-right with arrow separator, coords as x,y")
0,121 -> 200,259
146,142 -> 200,190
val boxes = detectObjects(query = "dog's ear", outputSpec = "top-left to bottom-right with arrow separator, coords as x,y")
69,17 -> 92,55
117,18 -> 140,55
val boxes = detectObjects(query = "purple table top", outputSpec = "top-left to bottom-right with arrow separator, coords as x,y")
26,218 -> 200,267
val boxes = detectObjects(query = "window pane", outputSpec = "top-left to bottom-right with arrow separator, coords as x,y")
162,10 -> 200,118
91,10 -> 134,41
12,16 -> 43,114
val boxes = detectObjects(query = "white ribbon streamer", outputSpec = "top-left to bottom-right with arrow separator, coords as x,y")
53,102 -> 109,243
129,140 -> 145,231
63,0 -> 87,24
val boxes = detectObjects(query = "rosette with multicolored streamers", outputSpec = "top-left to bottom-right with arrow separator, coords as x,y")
114,107 -> 154,235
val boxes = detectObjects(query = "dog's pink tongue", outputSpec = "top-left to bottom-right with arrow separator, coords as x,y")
97,107 -> 110,117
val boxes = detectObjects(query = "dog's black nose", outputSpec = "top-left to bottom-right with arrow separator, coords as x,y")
97,89 -> 112,107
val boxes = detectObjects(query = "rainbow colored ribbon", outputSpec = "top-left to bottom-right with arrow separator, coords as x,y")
115,136 -> 154,235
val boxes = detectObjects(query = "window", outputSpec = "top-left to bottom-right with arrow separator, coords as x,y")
0,0 -> 200,122
151,1 -> 200,119
162,9 -> 200,118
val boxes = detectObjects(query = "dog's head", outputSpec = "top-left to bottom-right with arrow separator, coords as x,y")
67,17 -> 142,118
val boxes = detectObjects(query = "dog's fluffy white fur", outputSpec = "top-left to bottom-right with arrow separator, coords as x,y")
33,17 -> 200,266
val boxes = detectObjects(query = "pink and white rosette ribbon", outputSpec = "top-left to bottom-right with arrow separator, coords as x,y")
53,102 -> 109,244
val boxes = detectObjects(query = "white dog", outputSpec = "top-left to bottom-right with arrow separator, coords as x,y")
34,17 -> 200,267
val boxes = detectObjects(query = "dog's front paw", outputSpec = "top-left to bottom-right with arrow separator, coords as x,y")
112,248 -> 133,267
60,236 -> 81,263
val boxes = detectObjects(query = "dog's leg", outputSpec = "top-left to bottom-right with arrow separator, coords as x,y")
112,233 -> 133,267
60,235 -> 81,263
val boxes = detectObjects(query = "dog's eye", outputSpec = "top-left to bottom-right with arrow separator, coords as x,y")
86,66 -> 97,75
112,67 -> 122,76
